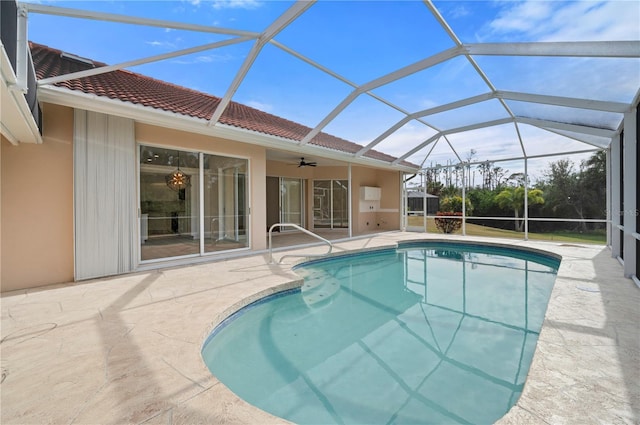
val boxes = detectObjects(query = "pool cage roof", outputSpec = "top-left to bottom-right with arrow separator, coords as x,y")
20,0 -> 640,172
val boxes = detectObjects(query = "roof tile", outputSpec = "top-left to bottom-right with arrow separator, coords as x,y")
30,42 -> 417,168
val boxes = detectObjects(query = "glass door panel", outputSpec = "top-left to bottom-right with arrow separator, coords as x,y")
313,180 -> 332,228
140,147 -> 200,261
140,146 -> 249,260
204,154 -> 248,253
281,178 -> 303,226
332,180 -> 349,228
313,180 -> 349,229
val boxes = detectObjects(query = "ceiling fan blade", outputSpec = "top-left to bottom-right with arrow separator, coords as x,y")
298,157 -> 316,167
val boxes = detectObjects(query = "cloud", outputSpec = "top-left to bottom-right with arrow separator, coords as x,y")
449,4 -> 470,19
145,40 -> 178,48
473,1 -> 639,104
486,0 -> 640,42
417,98 -> 440,110
488,1 -> 554,36
181,0 -> 261,12
193,55 -> 215,63
210,0 -> 262,10
171,52 -> 234,64
245,100 -> 272,112
540,1 -> 640,42
363,122 -> 438,159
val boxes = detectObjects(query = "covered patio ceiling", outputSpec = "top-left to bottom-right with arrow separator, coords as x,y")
21,0 -> 640,171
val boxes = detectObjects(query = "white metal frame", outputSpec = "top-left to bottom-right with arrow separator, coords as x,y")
22,1 -> 639,166
17,0 -> 640,281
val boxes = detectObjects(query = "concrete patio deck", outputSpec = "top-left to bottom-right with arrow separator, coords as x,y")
1,232 -> 638,424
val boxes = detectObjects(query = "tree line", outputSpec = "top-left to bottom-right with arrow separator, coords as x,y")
413,150 -> 606,233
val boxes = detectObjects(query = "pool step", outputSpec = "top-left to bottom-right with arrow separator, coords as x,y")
301,275 -> 341,306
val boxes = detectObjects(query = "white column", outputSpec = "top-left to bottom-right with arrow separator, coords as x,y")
606,149 -> 611,247
524,157 -> 529,241
610,134 -> 621,259
400,171 -> 407,232
623,108 -> 637,278
461,164 -> 466,236
199,153 -> 205,253
422,172 -> 427,232
348,164 -> 352,238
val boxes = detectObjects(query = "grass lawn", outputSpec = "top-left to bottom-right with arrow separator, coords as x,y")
406,217 -> 607,245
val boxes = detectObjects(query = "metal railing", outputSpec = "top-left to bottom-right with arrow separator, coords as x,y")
268,223 -> 333,264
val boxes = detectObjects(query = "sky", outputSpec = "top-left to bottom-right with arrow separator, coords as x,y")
24,0 -> 640,180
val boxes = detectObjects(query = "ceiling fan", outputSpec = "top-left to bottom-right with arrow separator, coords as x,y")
297,157 -> 317,167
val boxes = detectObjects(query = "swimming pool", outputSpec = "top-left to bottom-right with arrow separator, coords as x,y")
201,241 -> 560,424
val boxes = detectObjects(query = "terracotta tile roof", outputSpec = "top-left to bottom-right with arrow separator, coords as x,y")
30,42 -> 417,168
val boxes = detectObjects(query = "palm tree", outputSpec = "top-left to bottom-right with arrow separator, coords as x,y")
495,186 -> 544,231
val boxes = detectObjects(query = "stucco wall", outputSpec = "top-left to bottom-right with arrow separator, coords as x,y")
351,166 -> 401,234
1,103 -> 74,291
265,161 -> 401,235
0,107 -> 272,292
1,104 -> 404,291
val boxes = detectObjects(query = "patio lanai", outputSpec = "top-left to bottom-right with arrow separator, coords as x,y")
2,0 -> 639,287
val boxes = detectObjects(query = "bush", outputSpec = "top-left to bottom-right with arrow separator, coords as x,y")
440,196 -> 473,215
434,211 -> 463,234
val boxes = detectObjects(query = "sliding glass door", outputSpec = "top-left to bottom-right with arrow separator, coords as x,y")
313,179 -> 348,229
140,146 -> 248,261
281,178 -> 304,226
205,155 -> 248,252
139,147 -> 199,260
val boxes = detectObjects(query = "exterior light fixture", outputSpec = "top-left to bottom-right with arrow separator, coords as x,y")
165,151 -> 191,191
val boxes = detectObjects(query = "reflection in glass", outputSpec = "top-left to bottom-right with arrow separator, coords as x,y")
313,180 -> 348,229
204,154 -> 248,253
332,180 -> 348,228
280,178 -> 303,226
140,147 -> 200,260
313,180 -> 331,228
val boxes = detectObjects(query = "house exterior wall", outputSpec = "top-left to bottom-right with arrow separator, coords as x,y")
375,168 -> 402,231
1,103 -> 403,291
351,167 -> 402,234
1,106 -> 271,291
265,161 -> 402,234
1,103 -> 74,291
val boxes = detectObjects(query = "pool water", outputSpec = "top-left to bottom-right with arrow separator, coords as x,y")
201,242 -> 560,424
